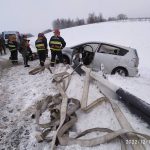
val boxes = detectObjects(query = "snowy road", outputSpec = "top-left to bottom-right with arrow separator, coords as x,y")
0,58 -> 33,150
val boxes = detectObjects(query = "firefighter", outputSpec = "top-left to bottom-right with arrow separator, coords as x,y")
8,35 -> 18,64
41,33 -> 48,57
49,29 -> 66,67
35,33 -> 46,66
19,35 -> 32,67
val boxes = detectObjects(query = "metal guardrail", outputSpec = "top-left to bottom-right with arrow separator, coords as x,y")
30,65 -> 150,150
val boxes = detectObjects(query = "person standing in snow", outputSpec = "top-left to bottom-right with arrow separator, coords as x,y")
8,35 -> 18,64
19,35 -> 32,67
0,35 -> 6,55
35,33 -> 47,66
41,33 -> 48,57
49,29 -> 66,67
0,37 -> 4,55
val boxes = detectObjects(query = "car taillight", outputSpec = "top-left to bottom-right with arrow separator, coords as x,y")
135,59 -> 138,67
132,58 -> 139,67
133,49 -> 139,67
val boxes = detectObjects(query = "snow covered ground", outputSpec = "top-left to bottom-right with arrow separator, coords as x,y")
0,21 -> 150,150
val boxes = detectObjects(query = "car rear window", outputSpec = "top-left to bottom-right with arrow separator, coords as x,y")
118,48 -> 128,56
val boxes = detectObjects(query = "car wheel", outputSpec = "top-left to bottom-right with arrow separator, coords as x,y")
112,67 -> 128,76
63,55 -> 70,64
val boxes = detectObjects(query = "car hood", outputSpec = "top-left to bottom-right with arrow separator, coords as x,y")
62,47 -> 73,54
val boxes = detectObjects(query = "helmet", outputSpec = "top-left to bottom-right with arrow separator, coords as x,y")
41,33 -> 44,37
38,33 -> 43,37
53,29 -> 60,35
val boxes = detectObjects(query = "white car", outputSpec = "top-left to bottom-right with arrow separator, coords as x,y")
62,42 -> 139,76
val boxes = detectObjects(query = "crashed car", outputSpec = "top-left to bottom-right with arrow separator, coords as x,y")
62,41 -> 139,76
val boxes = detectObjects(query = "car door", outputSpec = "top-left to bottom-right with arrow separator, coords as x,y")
92,43 -> 121,73
72,42 -> 100,64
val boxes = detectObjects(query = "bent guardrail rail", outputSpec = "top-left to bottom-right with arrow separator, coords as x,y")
81,66 -> 150,125
31,65 -> 150,150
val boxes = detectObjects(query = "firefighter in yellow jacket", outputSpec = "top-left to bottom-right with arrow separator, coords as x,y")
49,29 -> 66,67
8,35 -> 18,64
35,33 -> 46,66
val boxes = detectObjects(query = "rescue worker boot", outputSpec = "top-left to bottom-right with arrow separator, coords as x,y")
24,56 -> 30,67
24,65 -> 30,67
40,61 -> 45,66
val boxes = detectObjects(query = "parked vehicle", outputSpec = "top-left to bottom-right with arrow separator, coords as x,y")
1,31 -> 20,47
62,41 -> 139,76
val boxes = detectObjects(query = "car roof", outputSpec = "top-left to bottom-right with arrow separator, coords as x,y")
70,41 -> 135,51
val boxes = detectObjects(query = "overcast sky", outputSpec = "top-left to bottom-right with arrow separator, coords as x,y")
0,0 -> 150,35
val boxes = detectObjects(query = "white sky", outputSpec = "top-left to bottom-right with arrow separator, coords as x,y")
0,0 -> 150,35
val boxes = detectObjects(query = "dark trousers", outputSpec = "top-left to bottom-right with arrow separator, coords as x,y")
38,51 -> 46,66
10,50 -> 18,64
2,45 -> 6,54
0,46 -> 6,55
51,50 -> 63,67
46,49 -> 48,57
0,48 -> 2,55
23,55 -> 29,66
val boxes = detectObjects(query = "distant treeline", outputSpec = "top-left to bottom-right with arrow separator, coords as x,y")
42,13 -> 150,34
52,13 -> 128,29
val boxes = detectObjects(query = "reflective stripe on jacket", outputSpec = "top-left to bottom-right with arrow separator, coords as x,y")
49,36 -> 66,51
8,41 -> 17,51
35,39 -> 46,51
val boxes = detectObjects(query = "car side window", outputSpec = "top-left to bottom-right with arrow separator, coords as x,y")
98,44 -> 128,56
81,43 -> 100,52
118,48 -> 128,56
87,43 -> 99,52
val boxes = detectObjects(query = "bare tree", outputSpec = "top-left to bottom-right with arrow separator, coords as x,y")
117,14 -> 128,20
75,18 -> 85,26
108,17 -> 117,21
52,19 -> 61,29
52,12 -> 108,30
97,13 -> 105,22
87,13 -> 97,24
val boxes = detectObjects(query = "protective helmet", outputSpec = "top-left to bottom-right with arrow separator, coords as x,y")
53,29 -> 60,35
38,33 -> 43,37
41,33 -> 44,37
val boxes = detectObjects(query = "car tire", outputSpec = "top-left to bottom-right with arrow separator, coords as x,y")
63,55 -> 70,64
112,67 -> 128,76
